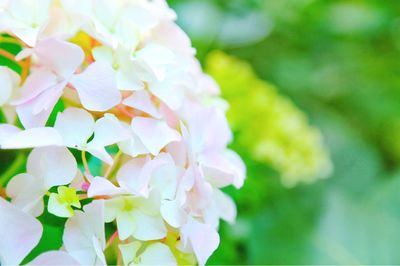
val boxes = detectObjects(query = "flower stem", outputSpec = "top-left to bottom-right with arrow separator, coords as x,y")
81,150 -> 92,180
0,36 -> 23,46
104,150 -> 122,179
0,152 -> 26,187
105,230 -> 119,250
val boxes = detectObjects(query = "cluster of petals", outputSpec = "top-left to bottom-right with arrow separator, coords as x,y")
0,0 -> 245,265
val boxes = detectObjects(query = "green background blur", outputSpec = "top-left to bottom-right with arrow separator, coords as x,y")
169,0 -> 400,264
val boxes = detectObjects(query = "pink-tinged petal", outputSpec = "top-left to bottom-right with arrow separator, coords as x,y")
203,189 -> 236,227
187,166 -> 213,210
6,173 -> 46,216
166,140 -> 187,168
70,62 -> 121,111
188,107 -> 232,154
27,146 -> 77,188
34,38 -> 84,78
214,189 -> 237,224
122,90 -> 161,118
0,127 -> 63,149
16,83 -> 64,128
0,66 -> 19,106
28,251 -> 80,265
88,113 -> 131,148
159,102 -> 180,129
131,210 -> 167,241
64,200 -> 106,266
131,117 -> 181,156
54,107 -> 95,149
0,198 -> 42,265
200,150 -> 246,189
152,22 -> 195,56
12,68 -> 57,105
87,177 -> 128,197
180,218 -> 220,266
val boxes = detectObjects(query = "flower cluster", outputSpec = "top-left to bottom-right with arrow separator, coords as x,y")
206,51 -> 331,187
0,1 -> 245,265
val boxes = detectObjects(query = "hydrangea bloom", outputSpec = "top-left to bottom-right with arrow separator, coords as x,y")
0,0 -> 245,265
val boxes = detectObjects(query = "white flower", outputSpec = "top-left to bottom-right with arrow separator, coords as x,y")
63,200 -> 107,265
0,0 -> 51,46
6,146 -> 77,216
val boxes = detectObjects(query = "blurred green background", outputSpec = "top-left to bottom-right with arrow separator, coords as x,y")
168,0 -> 400,264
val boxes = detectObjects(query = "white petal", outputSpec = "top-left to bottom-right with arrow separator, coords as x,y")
89,113 -> 131,148
180,218 -> 220,266
0,127 -> 64,149
28,251 -> 80,265
139,243 -> 176,266
150,78 -> 185,111
92,46 -> 113,64
160,199 -> 186,228
119,241 -> 141,266
131,117 -> 181,156
27,146 -> 77,188
116,212 -> 136,240
131,210 -> 167,241
118,123 -> 148,157
0,124 -> 21,143
54,107 -> 95,149
88,176 -> 128,197
70,62 -> 121,111
6,173 -> 46,216
104,197 -> 124,223
134,44 -> 174,81
63,200 -> 106,265
0,198 -> 42,265
116,157 -> 152,197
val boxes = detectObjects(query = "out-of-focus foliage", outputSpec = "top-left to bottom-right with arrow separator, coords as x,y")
167,0 -> 400,264
206,51 -> 332,187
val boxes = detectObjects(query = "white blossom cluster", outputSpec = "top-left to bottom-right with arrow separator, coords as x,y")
0,0 -> 245,265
